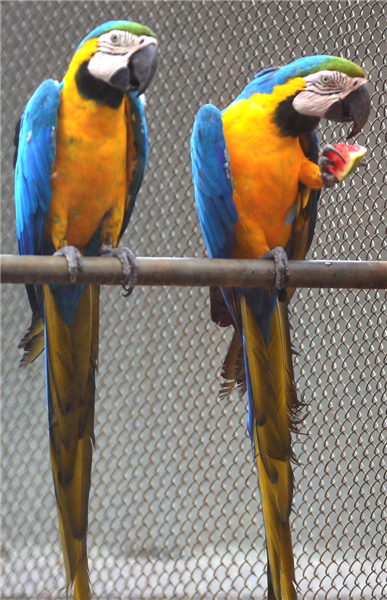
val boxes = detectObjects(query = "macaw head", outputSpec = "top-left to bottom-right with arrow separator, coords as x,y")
71,20 -> 158,99
240,56 -> 370,139
289,57 -> 370,138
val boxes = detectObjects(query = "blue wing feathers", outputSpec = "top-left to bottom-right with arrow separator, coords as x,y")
15,79 -> 61,257
118,92 -> 148,239
191,104 -> 237,260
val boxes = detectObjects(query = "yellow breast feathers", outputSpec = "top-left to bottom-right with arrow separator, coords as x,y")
222,78 -> 322,259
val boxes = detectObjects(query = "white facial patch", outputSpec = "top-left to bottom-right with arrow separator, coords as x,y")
87,29 -> 156,85
293,70 -> 367,117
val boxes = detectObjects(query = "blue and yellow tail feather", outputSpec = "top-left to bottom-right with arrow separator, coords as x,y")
242,297 -> 298,600
44,284 -> 99,600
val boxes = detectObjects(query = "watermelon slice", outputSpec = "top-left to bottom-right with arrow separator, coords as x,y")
327,142 -> 367,182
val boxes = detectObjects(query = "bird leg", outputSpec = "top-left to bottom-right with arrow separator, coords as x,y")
318,144 -> 342,188
99,245 -> 138,297
260,246 -> 289,296
54,246 -> 84,283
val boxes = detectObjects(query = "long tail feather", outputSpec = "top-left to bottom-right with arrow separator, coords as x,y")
44,284 -> 99,600
240,296 -> 298,600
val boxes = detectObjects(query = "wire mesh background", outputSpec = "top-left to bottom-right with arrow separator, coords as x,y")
1,1 -> 386,598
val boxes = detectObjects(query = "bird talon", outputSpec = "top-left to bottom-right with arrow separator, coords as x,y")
122,283 -> 135,297
99,245 -> 138,295
319,156 -> 335,168
318,144 -> 340,189
321,143 -> 345,164
54,245 -> 84,282
260,247 -> 289,290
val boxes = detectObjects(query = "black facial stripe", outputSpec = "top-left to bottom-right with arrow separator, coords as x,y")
97,31 -> 137,53
305,88 -> 340,95
306,72 -> 348,92
96,47 -> 130,57
313,82 -> 339,88
97,42 -> 131,53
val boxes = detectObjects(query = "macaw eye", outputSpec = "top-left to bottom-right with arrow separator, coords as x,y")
110,33 -> 119,43
321,75 -> 330,84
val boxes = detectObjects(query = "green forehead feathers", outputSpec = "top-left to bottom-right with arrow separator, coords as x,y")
299,56 -> 366,79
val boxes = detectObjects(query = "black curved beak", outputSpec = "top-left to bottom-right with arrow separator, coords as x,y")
110,43 -> 158,95
325,83 -> 371,139
128,43 -> 158,96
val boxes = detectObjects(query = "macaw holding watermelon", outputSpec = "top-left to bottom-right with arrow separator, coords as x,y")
191,55 -> 370,599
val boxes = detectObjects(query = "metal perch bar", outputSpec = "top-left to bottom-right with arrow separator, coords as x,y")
0,255 -> 386,289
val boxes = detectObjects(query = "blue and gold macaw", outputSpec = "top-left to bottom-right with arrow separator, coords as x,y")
191,56 -> 370,599
14,21 -> 158,599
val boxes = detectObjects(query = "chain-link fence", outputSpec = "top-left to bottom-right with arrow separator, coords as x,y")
1,1 -> 386,598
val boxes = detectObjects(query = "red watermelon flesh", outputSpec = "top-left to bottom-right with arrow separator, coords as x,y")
327,142 -> 367,182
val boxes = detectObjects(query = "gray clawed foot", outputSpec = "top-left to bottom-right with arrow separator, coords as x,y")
100,245 -> 138,297
260,246 -> 289,296
54,246 -> 84,282
319,144 -> 342,188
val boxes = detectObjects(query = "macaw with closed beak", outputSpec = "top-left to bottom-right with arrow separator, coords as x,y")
14,20 -> 158,599
191,56 -> 370,599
